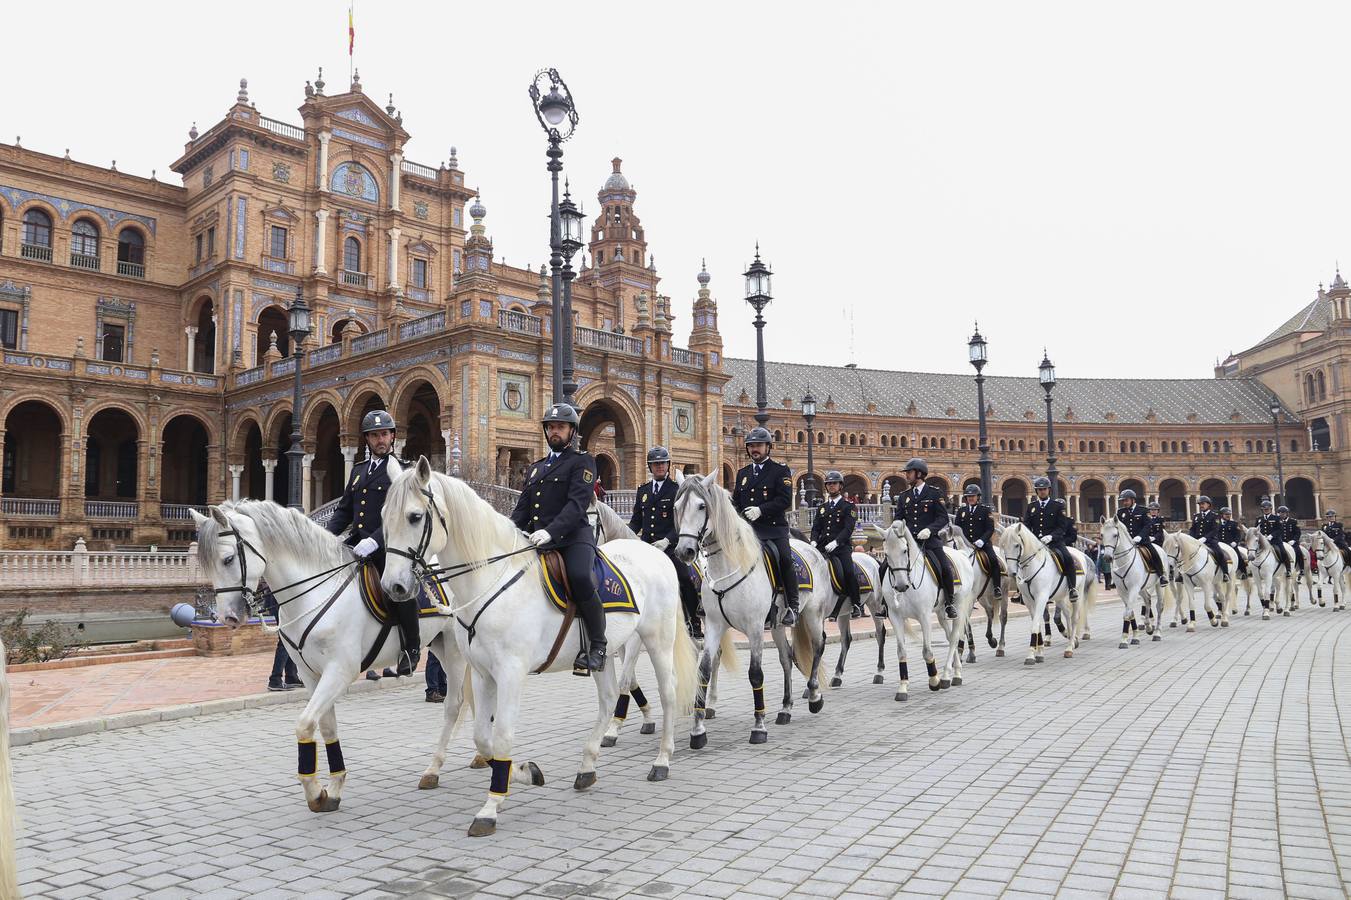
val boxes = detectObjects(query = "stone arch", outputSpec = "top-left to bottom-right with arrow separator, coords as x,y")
1240,476 -> 1271,521
576,388 -> 643,489
842,473 -> 869,502
160,414 -> 211,506
255,304 -> 290,362
261,401 -> 295,451
390,368 -> 450,425
1199,477 -> 1229,510
299,391 -> 344,437
84,406 -> 141,500
1158,478 -> 1187,521
396,379 -> 446,468
1080,478 -> 1107,522
593,451 -> 620,493
158,406 -> 219,447
1119,477 -> 1147,501
241,419 -> 265,500
309,401 -> 345,504
344,383 -> 390,436
927,474 -> 951,502
1002,476 -> 1029,517
82,400 -> 149,439
721,462 -> 735,490
0,394 -> 72,434
1285,476 -> 1316,519
2,399 -> 64,499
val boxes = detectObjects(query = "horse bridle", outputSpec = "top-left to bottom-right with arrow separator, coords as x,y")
675,502 -> 720,557
880,528 -> 925,593
213,527 -> 271,618
385,484 -> 448,581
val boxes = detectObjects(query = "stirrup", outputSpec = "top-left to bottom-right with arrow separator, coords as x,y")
396,648 -> 420,677
573,644 -> 607,676
781,604 -> 799,627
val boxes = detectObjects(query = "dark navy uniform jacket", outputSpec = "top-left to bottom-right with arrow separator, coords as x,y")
1116,504 -> 1149,542
1146,515 -> 1166,545
955,503 -> 995,546
629,478 -> 678,544
1023,497 -> 1071,543
327,456 -> 399,546
1257,513 -> 1281,541
510,447 -> 597,547
732,458 -> 793,540
1280,517 -> 1301,544
1323,521 -> 1348,547
1190,509 -> 1220,542
1218,519 -> 1242,544
811,496 -> 856,557
896,482 -> 948,546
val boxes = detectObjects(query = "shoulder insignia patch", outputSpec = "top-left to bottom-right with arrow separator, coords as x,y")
583,470 -> 594,483
529,467 -> 537,480
783,478 -> 792,486
741,477 -> 747,485
641,493 -> 648,503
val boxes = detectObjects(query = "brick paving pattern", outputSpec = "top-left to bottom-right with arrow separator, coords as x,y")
10,599 -> 1350,898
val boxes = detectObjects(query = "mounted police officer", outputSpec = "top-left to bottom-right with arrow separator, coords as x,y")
1189,496 -> 1229,582
1257,498 -> 1290,574
895,458 -> 957,618
1218,507 -> 1248,578
510,403 -> 607,675
1022,476 -> 1079,601
1279,505 -> 1305,575
1322,509 -> 1351,567
1115,489 -> 1163,577
732,426 -> 799,626
629,446 -> 703,639
327,409 -> 420,676
813,471 -> 862,620
956,484 -> 1003,599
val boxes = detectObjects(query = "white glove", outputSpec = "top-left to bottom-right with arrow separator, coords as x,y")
974,539 -> 984,548
917,528 -> 931,541
745,507 -> 762,522
1132,536 -> 1141,544
1040,535 -> 1053,545
352,537 -> 379,559
653,537 -> 671,551
825,540 -> 838,552
529,529 -> 552,547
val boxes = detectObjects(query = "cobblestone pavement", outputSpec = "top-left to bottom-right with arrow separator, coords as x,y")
11,598 -> 1351,899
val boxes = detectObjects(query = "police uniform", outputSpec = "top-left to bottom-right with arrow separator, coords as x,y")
1023,495 -> 1078,594
511,444 -> 601,603
1116,503 -> 1163,575
1189,507 -> 1229,578
1281,516 -> 1304,572
812,494 -> 860,617
1218,518 -> 1249,576
956,500 -> 1003,593
732,456 -> 798,615
895,481 -> 956,605
1258,511 -> 1290,572
1322,518 -> 1351,566
629,476 -> 701,631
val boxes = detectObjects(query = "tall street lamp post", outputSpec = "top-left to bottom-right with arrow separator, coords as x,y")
744,246 -> 773,428
1270,397 -> 1285,508
801,392 -> 817,507
557,183 -> 585,409
286,284 -> 312,510
528,68 -> 579,408
968,324 -> 993,503
1039,350 -> 1059,501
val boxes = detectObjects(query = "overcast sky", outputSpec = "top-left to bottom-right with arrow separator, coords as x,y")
7,2 -> 1349,378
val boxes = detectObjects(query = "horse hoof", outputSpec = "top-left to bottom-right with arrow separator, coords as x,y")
647,765 -> 669,782
1170,622 -> 1178,628
307,790 -> 340,813
830,676 -> 843,688
470,754 -> 489,770
574,772 -> 597,791
640,722 -> 656,735
872,674 -> 884,685
965,653 -> 976,664
1283,611 -> 1291,617
527,762 -> 545,787
689,732 -> 708,750
1244,610 -> 1250,616
987,636 -> 997,649
1118,642 -> 1128,650
929,682 -> 941,692
1024,658 -> 1036,666
775,711 -> 791,725
1035,655 -> 1045,664
418,774 -> 440,790
749,730 -> 768,745
938,679 -> 951,690
1064,650 -> 1073,659
1210,620 -> 1219,628
1186,625 -> 1196,633
704,708 -> 716,720
1262,613 -> 1271,621
1130,638 -> 1140,646
1220,620 -> 1229,628
951,676 -> 963,687
468,817 -> 497,837
601,735 -> 617,748
1152,634 -> 1161,642
808,698 -> 824,714
996,649 -> 1005,657
1081,633 -> 1091,641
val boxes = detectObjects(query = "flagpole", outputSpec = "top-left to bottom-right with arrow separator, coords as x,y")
348,1 -> 355,87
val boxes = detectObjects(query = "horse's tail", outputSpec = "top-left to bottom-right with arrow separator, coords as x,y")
0,636 -> 20,900
671,615 -> 699,716
790,618 -> 815,679
718,627 -> 740,674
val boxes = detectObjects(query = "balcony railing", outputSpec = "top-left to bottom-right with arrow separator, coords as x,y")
604,490 -> 636,518
351,330 -> 389,355
671,347 -> 705,368
575,325 -> 643,356
309,498 -> 341,530
69,252 -> 100,271
400,159 -> 439,180
308,344 -> 343,367
161,503 -> 209,521
260,116 -> 305,141
118,260 -> 146,278
1,497 -> 60,517
0,547 -> 201,589
271,357 -> 296,377
398,311 -> 446,342
236,365 -> 265,386
465,481 -> 522,517
21,243 -> 52,262
341,269 -> 372,288
499,309 -> 543,336
85,500 -> 139,519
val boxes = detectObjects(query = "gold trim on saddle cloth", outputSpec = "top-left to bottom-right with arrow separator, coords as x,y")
763,547 -> 815,593
359,563 -> 450,624
538,548 -> 639,615
828,558 -> 874,594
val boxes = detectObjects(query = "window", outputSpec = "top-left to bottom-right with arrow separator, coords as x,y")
344,236 -> 362,272
269,226 -> 288,259
1291,439 -> 1298,452
206,227 -> 215,258
71,219 -> 99,258
595,251 -> 604,265
195,234 -> 203,263
22,209 -> 52,247
101,323 -> 125,362
117,228 -> 145,266
0,309 -> 17,349
412,258 -> 428,289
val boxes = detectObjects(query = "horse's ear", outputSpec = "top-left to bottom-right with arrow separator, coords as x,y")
673,469 -> 685,485
416,455 -> 432,484
209,505 -> 230,528
190,508 -> 208,527
1099,515 -> 1106,524
701,471 -> 717,489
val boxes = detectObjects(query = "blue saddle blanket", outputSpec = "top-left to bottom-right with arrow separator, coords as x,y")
539,548 -> 639,615
764,546 -> 814,593
359,563 -> 449,624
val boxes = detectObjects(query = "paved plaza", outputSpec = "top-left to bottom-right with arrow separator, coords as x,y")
10,597 -> 1351,899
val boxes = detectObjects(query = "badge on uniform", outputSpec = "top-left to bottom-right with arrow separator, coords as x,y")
783,478 -> 792,486
741,477 -> 747,485
529,467 -> 537,480
583,470 -> 594,484
641,494 -> 648,503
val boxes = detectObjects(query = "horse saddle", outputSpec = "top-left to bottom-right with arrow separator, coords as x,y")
828,556 -> 874,594
358,562 -> 449,625
971,548 -> 998,579
1135,544 -> 1165,575
538,548 -> 639,615
762,543 -> 814,594
922,549 -> 961,586
1051,550 -> 1083,578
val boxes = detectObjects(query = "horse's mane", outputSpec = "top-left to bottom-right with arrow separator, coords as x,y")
592,500 -> 636,542
403,470 -> 524,565
199,500 -> 352,575
678,477 -> 760,573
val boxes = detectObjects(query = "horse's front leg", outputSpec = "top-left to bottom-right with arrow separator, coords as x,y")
1025,595 -> 1046,665
770,623 -> 794,726
603,642 -> 643,748
420,651 -> 472,789
468,662 -> 544,837
890,605 -> 911,701
750,629 -> 771,741
831,605 -> 852,688
575,656 -> 622,791
688,619 -> 721,750
315,706 -> 347,810
920,608 -> 940,689
802,603 -> 826,714
996,594 -> 1008,657
871,603 -> 887,684
295,667 -> 354,812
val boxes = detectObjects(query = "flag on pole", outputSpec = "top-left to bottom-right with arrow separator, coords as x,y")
348,4 -> 355,56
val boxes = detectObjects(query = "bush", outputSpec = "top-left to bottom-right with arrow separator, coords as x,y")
1,609 -> 81,665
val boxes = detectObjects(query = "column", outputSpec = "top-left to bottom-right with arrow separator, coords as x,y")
341,445 -> 356,481
387,227 -> 401,289
262,458 -> 277,502
1186,494 -> 1194,518
311,467 -> 326,507
228,465 -> 243,502
317,131 -> 331,190
389,152 -> 403,211
993,493 -> 1001,515
1315,492 -> 1322,519
440,429 -> 453,474
314,210 -> 329,275
184,326 -> 197,370
1236,494 -> 1244,521
302,453 -> 314,511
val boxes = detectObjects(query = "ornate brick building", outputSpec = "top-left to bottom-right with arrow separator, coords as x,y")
0,73 -> 1335,549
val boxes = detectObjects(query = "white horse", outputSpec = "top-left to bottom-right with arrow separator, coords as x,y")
1288,537 -> 1318,611
878,519 -> 976,695
0,634 -> 19,900
826,551 -> 889,687
1242,526 -> 1289,619
379,459 -> 697,837
673,472 -> 831,747
192,499 -> 466,814
946,525 -> 1011,658
998,524 -> 1095,664
1161,531 -> 1232,630
1098,517 -> 1170,646
1306,530 -> 1347,611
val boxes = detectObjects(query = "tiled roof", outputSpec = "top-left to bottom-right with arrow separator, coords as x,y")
722,358 -> 1295,426
1256,295 -> 1332,346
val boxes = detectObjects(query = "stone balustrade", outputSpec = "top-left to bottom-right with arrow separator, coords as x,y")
0,351 -> 219,390
0,539 -> 201,588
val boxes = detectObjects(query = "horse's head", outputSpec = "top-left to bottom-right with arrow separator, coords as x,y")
192,504 -> 266,629
381,456 -> 447,601
674,472 -> 718,564
998,522 -> 1031,569
881,519 -> 917,591
1099,517 -> 1121,554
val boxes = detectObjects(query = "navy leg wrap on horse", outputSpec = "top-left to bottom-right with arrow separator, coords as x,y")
613,693 -> 631,721
298,740 -> 317,777
489,758 -> 512,796
630,686 -> 649,709
898,660 -> 909,681
325,740 -> 345,775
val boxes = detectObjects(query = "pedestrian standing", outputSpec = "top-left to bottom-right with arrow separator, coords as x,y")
425,650 -> 448,702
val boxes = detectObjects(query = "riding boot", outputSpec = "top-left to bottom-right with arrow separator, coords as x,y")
828,593 -> 847,621
392,598 -> 422,676
938,556 -> 957,619
850,590 -> 865,618
781,579 -> 800,627
573,594 -> 608,676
